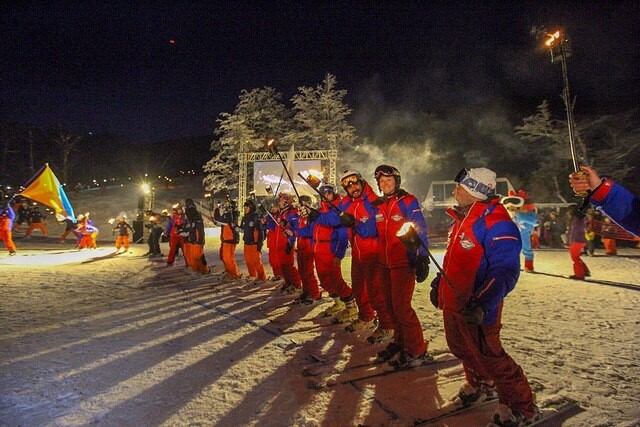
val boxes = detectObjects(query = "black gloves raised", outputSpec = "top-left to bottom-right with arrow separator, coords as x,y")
429,273 -> 440,308
415,255 -> 430,283
339,212 -> 356,227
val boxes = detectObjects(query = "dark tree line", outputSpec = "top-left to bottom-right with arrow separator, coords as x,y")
0,123 -> 210,186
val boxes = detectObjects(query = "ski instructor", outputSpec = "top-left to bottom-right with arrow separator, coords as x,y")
430,167 -> 537,426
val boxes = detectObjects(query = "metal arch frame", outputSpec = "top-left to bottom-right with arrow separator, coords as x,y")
238,149 -> 337,209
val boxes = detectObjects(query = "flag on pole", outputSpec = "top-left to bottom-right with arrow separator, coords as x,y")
18,163 -> 76,220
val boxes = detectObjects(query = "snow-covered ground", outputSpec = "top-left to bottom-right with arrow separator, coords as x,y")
0,235 -> 639,427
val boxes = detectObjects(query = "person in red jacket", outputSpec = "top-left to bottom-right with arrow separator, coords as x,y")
267,192 -> 302,293
165,203 -> 186,267
264,205 -> 283,281
430,167 -> 537,426
372,165 -> 431,368
295,195 -> 321,303
311,184 -> 354,322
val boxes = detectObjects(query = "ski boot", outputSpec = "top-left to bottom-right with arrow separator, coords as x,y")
487,403 -> 541,427
389,350 -> 433,369
524,259 -> 534,272
366,327 -> 394,344
320,297 -> 345,317
375,342 -> 402,363
450,381 -> 496,408
332,299 -> 358,324
345,318 -> 377,333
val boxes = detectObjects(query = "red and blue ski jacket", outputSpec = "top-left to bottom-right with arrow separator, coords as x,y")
435,198 -> 521,325
265,206 -> 299,251
315,182 -> 379,261
312,198 -> 349,259
374,190 -> 429,268
590,179 -> 639,237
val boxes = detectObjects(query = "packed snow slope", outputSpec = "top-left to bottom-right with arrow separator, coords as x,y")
0,236 -> 638,427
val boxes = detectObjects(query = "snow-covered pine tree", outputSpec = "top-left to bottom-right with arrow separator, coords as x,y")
515,100 -> 585,201
287,73 -> 355,151
202,87 -> 290,193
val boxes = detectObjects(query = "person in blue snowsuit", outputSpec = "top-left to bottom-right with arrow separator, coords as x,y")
502,190 -> 538,272
570,165 -> 639,237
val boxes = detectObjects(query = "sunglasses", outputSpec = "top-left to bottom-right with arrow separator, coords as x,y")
341,176 -> 360,188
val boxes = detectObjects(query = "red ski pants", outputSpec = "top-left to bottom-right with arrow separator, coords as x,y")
443,308 -> 536,418
297,240 -> 320,299
271,248 -> 301,288
167,235 -> 184,265
350,254 -> 379,322
569,242 -> 589,278
268,246 -> 283,278
314,246 -> 351,299
377,265 -> 426,356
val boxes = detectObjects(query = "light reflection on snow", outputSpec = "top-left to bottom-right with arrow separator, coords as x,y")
0,248 -> 115,267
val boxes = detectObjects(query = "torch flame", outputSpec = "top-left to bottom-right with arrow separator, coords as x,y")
544,31 -> 560,47
396,222 -> 415,238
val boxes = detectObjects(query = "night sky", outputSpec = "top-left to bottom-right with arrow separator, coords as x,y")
2,1 -> 639,143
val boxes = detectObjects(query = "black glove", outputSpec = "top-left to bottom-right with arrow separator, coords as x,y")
429,273 -> 441,308
415,255 -> 430,283
308,209 -> 320,222
462,305 -> 485,325
279,219 -> 288,228
339,212 -> 356,227
285,241 -> 293,255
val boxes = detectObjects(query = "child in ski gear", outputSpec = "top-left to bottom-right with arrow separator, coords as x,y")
165,203 -> 186,266
431,167 -> 537,424
183,199 -> 209,274
569,165 -> 639,237
214,200 -> 241,278
502,190 -> 537,272
25,205 -> 48,237
372,164 -> 430,367
0,205 -> 17,255
76,215 -> 98,249
146,214 -> 163,257
113,217 -> 134,253
239,200 -> 266,281
567,206 -> 590,280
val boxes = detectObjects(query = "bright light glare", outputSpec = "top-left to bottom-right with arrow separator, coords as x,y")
0,248 -> 115,267
396,221 -> 415,237
545,31 -> 561,47
140,183 -> 151,194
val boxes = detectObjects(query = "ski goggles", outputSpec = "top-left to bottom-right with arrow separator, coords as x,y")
340,175 -> 360,188
319,185 -> 335,194
454,168 -> 495,197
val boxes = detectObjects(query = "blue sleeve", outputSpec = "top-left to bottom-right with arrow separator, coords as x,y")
406,197 -> 429,257
165,219 -> 173,235
315,210 -> 341,227
332,226 -> 350,259
593,182 -> 639,237
8,206 -> 16,222
286,211 -> 299,246
474,220 -> 522,312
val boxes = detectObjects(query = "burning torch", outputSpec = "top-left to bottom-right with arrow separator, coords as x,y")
297,172 -> 343,215
544,29 -> 589,198
396,222 -> 462,300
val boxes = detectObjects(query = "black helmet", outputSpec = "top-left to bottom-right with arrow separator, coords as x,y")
374,164 -> 401,188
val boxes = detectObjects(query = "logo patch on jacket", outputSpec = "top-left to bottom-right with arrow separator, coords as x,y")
359,216 -> 369,223
391,214 -> 403,222
459,233 -> 475,250
376,213 -> 384,222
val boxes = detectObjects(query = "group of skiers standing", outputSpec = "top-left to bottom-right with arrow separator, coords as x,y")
205,165 -> 540,426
